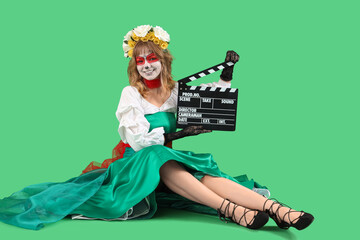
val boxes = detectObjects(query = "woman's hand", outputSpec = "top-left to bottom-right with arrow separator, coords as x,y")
164,125 -> 212,145
225,50 -> 240,63
220,50 -> 240,81
183,125 -> 212,136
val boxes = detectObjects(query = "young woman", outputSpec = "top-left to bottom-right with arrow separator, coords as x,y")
0,25 -> 314,231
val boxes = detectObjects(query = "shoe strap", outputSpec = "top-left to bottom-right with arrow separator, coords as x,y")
237,208 -> 256,226
217,198 -> 231,223
283,210 -> 304,224
264,198 -> 304,225
263,198 -> 289,223
218,198 -> 256,227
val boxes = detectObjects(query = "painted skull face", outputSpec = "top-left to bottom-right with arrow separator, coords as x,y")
136,50 -> 161,80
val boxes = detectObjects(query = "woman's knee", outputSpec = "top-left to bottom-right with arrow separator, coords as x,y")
160,160 -> 179,178
160,160 -> 175,170
200,174 -> 218,184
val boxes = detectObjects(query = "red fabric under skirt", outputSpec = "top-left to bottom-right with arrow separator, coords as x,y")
82,141 -> 172,174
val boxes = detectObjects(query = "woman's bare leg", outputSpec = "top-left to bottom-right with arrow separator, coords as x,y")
200,175 -> 303,224
200,175 -> 266,209
159,160 -> 258,226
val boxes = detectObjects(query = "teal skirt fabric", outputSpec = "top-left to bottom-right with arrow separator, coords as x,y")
0,112 -> 266,230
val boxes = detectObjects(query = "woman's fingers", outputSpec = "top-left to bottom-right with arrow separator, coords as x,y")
225,50 -> 239,63
200,129 -> 212,134
184,125 -> 212,136
193,126 -> 212,135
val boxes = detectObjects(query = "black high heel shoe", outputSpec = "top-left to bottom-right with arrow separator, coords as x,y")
262,198 -> 315,230
217,198 -> 269,229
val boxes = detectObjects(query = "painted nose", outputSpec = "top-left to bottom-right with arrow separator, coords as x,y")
144,61 -> 150,69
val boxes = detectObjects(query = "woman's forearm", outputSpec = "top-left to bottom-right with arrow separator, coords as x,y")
164,126 -> 212,145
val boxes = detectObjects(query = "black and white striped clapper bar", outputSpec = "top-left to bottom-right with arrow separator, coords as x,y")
176,61 -> 238,131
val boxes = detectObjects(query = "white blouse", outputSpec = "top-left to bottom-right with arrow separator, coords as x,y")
115,80 -> 231,152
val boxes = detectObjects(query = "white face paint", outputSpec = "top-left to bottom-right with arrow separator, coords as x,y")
136,49 -> 162,80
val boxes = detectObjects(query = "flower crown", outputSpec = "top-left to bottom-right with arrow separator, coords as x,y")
122,25 -> 170,58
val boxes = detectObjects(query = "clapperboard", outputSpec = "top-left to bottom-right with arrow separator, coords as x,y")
176,61 -> 238,131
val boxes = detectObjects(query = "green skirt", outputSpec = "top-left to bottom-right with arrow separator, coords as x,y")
0,144 -> 265,230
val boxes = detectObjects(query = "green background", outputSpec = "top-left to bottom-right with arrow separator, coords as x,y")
0,0 -> 358,239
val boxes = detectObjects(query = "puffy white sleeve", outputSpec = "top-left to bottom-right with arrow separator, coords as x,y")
115,86 -> 165,152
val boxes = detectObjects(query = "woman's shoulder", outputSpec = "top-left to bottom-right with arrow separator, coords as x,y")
122,83 -> 177,95
120,85 -> 146,105
116,86 -> 144,117
118,85 -> 142,108
121,85 -> 141,97
173,81 -> 179,89
172,81 -> 179,94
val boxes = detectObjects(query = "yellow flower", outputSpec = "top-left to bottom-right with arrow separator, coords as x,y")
141,36 -> 149,42
148,32 -> 155,41
127,49 -> 133,58
132,33 -> 140,41
128,40 -> 135,48
153,37 -> 160,45
160,41 -> 168,49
